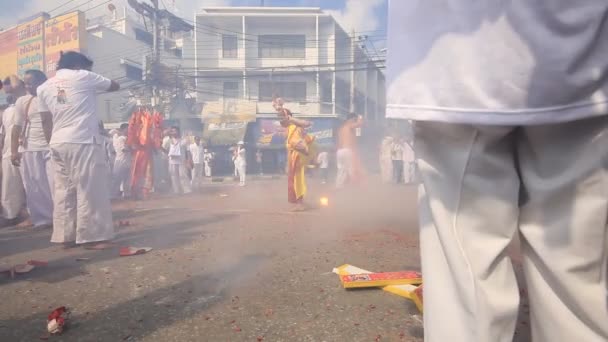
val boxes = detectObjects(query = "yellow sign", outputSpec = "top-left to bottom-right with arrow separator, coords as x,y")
45,11 -> 86,77
0,27 -> 18,78
16,15 -> 46,77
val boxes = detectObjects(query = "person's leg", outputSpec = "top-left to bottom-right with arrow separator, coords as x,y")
50,145 -> 78,243
1,158 -> 24,219
72,144 -> 114,244
111,159 -> 126,199
392,160 -> 401,183
180,164 -> 192,193
344,149 -> 354,184
22,151 -> 53,226
204,162 -> 210,177
239,164 -> 246,185
335,149 -> 347,188
169,164 -> 182,194
415,121 -> 520,342
517,116 -> 608,341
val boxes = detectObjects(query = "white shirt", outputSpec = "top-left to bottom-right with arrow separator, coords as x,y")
402,143 -> 415,163
163,137 -> 187,165
1,106 -> 17,160
317,151 -> 329,169
113,134 -> 130,164
37,69 -> 111,145
235,147 -> 246,165
386,1 -> 608,125
391,143 -> 404,161
14,95 -> 50,152
203,152 -> 213,164
188,143 -> 204,164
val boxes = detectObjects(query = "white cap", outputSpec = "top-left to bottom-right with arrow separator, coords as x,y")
238,141 -> 244,145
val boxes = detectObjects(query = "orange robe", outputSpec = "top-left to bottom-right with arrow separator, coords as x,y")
128,110 -> 162,199
284,121 -> 316,204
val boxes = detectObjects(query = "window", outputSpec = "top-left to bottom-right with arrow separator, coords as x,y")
125,65 -> 143,81
259,81 -> 307,102
222,35 -> 238,58
258,35 -> 305,58
134,28 -> 153,45
223,82 -> 239,98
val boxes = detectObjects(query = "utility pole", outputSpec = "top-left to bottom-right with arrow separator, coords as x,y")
151,0 -> 160,107
128,0 -> 162,106
350,29 -> 356,115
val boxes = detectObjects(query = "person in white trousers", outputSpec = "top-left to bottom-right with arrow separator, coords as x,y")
235,141 -> 246,186
12,70 -> 54,228
188,136 -> 204,190
387,2 -> 608,342
111,123 -> 131,199
38,51 -> 120,247
203,148 -> 213,178
162,126 -> 191,195
1,95 -> 25,223
401,140 -> 415,184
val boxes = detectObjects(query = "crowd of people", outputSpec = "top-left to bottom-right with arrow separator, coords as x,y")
0,51 -> 119,248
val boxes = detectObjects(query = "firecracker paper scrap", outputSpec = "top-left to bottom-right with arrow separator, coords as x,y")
333,264 -> 423,313
340,271 -> 422,288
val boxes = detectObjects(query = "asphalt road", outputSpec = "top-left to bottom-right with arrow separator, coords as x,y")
0,177 -> 530,341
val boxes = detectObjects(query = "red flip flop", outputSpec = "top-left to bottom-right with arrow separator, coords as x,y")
119,246 -> 152,257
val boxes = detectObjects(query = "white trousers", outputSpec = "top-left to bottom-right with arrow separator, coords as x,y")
112,158 -> 131,198
1,158 -> 25,219
335,148 -> 353,188
236,162 -> 246,185
403,161 -> 416,184
204,161 -> 212,177
21,150 -> 54,226
169,163 -> 192,194
415,118 -> 608,342
50,143 -> 114,244
191,163 -> 203,189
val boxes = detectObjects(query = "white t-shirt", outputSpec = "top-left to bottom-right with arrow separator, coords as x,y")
37,69 -> 111,145
386,1 -> 608,125
188,143 -> 204,164
14,95 -> 50,152
163,137 -> 187,165
113,134 -> 130,164
317,151 -> 329,169
1,106 -> 17,160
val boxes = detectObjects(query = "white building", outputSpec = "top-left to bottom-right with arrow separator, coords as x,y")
86,8 -> 192,123
190,7 -> 385,150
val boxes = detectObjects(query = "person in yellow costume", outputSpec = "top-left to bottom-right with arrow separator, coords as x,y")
273,98 -> 316,211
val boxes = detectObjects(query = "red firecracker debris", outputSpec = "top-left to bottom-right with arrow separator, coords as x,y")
257,336 -> 264,341
47,307 -> 69,335
233,326 -> 241,332
119,247 -> 152,257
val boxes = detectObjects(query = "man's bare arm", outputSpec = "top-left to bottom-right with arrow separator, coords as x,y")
10,125 -> 22,166
288,117 -> 312,128
41,111 -> 53,144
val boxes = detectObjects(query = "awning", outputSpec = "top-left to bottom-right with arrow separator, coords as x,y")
202,119 -> 249,146
255,117 -> 337,149
201,100 -> 256,146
